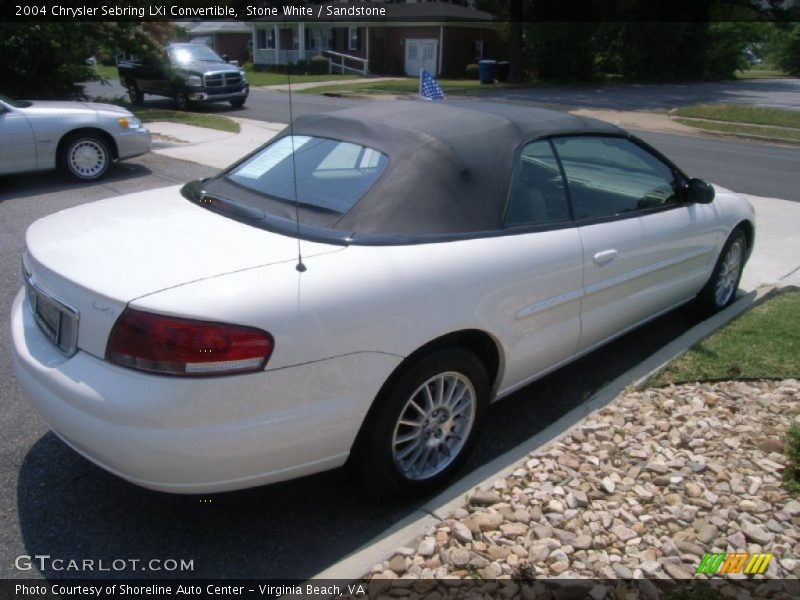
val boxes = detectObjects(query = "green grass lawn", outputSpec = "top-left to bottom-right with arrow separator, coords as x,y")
92,63 -> 356,87
655,289 -> 800,385
672,104 -> 800,143
133,108 -> 240,133
298,78 -> 514,96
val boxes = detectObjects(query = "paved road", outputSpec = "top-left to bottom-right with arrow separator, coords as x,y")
481,78 -> 800,111
634,130 -> 800,202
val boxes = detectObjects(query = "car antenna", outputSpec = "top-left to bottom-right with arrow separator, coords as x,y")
285,17 -> 306,273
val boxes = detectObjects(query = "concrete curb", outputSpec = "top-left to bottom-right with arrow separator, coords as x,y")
312,285 -> 774,580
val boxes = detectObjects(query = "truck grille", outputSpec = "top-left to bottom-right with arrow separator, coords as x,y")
203,72 -> 243,90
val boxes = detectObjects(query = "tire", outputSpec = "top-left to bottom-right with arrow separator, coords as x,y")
127,81 -> 143,105
229,98 -> 246,108
696,228 -> 747,314
59,133 -> 111,181
175,92 -> 192,111
350,348 -> 489,497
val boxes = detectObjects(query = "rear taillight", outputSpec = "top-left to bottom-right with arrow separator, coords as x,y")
106,309 -> 273,377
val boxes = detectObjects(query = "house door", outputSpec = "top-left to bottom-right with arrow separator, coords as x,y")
405,39 -> 438,76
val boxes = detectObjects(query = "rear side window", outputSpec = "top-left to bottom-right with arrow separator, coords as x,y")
504,140 -> 571,228
552,136 -> 678,221
227,136 -> 388,214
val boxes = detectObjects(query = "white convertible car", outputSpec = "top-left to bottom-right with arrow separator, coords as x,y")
11,102 -> 754,495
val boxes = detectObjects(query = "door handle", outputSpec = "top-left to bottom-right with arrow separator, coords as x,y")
593,249 -> 618,266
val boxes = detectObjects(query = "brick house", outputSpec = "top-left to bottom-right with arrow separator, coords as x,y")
181,21 -> 252,65
251,1 -> 502,78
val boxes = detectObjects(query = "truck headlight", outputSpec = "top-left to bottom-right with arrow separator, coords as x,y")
185,75 -> 202,87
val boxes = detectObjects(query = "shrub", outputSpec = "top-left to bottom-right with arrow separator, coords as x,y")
465,63 -> 479,79
784,421 -> 800,495
309,55 -> 329,75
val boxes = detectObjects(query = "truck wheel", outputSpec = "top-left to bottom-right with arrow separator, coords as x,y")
59,133 -> 111,181
127,81 -> 143,105
229,98 -> 246,108
175,93 -> 192,111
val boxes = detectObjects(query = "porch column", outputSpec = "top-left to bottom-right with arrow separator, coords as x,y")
438,25 -> 444,75
274,23 -> 280,63
298,22 -> 305,62
365,26 -> 370,75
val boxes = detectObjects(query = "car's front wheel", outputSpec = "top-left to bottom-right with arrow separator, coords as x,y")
175,92 -> 192,111
352,348 -> 489,497
59,133 -> 111,181
697,228 -> 747,313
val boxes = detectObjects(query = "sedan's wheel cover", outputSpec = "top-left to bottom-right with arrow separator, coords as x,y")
69,140 -> 107,178
715,239 -> 743,307
392,371 -> 476,480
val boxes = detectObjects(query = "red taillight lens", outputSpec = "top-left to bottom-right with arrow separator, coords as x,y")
106,309 -> 274,377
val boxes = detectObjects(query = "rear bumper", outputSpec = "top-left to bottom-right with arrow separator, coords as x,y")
114,128 -> 151,160
10,288 -> 400,493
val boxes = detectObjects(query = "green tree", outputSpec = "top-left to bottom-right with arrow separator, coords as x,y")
766,23 -> 800,75
0,22 -> 174,99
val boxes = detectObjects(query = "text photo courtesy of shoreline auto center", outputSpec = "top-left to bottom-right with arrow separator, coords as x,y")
1,0 -> 800,598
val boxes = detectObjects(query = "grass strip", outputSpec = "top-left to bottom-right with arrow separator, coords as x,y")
134,108 -> 240,133
673,104 -> 800,129
297,78 -> 514,95
672,117 -> 800,142
655,289 -> 800,385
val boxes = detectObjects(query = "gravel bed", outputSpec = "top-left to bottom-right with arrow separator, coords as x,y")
367,379 -> 799,595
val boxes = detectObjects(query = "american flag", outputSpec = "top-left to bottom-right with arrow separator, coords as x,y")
419,70 -> 445,101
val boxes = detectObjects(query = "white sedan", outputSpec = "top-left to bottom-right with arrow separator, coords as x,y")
0,93 -> 150,181
11,101 -> 754,496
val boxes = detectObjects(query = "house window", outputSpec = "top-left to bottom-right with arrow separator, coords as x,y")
348,27 -> 360,51
258,28 -> 276,50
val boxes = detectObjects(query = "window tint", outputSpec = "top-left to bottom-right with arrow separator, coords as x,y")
552,136 -> 678,220
227,136 -> 388,214
504,140 -> 571,228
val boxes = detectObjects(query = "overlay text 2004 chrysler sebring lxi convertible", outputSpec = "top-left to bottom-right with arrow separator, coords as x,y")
11,102 -> 754,496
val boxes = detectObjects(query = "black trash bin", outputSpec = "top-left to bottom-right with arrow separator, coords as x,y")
494,61 -> 510,82
478,59 -> 496,84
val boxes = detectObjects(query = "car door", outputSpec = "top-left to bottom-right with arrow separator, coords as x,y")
493,139 -> 584,394
0,102 -> 37,175
550,135 -> 720,352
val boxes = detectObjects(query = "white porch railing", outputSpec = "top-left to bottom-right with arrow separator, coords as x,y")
324,50 -> 368,76
254,48 -> 302,65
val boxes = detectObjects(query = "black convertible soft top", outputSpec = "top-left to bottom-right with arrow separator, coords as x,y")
289,101 -> 622,237
200,101 -> 625,241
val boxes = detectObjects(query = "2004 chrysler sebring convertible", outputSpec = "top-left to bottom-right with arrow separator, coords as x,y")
11,101 -> 754,495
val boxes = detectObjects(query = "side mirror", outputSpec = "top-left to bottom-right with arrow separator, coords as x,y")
222,54 -> 231,63
687,178 -> 715,204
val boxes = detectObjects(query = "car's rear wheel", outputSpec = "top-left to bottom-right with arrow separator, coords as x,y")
60,133 -> 110,181
127,81 -> 143,105
229,98 -> 246,108
351,348 -> 488,497
697,228 -> 747,313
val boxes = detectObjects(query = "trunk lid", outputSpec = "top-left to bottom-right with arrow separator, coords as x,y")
24,185 -> 341,358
